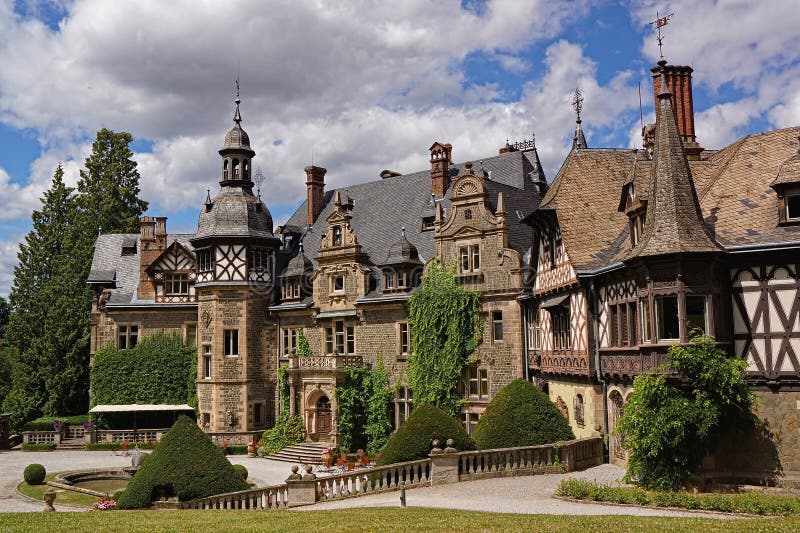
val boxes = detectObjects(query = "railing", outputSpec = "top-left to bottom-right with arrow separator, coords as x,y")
316,458 -> 431,501
22,431 -> 58,445
289,354 -> 364,370
179,484 -> 288,510
66,426 -> 85,439
96,429 -> 166,443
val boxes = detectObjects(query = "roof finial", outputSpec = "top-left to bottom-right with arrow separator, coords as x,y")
401,226 -> 406,240
572,88 -> 583,123
299,239 -> 304,254
649,10 -> 674,60
233,76 -> 242,125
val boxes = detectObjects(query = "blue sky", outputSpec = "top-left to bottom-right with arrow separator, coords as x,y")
0,0 -> 798,296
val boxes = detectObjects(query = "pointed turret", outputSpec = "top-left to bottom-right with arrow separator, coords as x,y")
571,88 -> 588,150
629,72 -> 721,258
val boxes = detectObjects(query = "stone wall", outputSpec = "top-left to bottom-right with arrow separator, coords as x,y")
91,306 -> 197,357
546,379 -> 603,440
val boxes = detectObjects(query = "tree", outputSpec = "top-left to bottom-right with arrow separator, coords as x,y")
616,335 -> 756,490
0,296 -> 9,341
0,297 -> 9,408
406,262 -> 482,416
2,166 -> 80,427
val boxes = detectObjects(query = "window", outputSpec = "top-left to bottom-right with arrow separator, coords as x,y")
394,386 -> 413,429
332,225 -> 343,246
166,274 -> 189,295
282,279 -> 301,299
201,412 -> 211,428
462,365 -> 489,400
118,325 -> 138,349
282,328 -> 298,356
631,213 -> 646,246
459,244 -> 480,273
655,296 -> 679,341
574,394 -> 585,426
549,233 -> 561,268
185,324 -> 197,347
332,275 -> 344,293
461,413 -> 480,435
787,192 -> 800,220
551,307 -> 571,350
526,306 -> 542,350
399,322 -> 410,357
325,321 -> 354,354
197,249 -> 213,272
203,346 -> 212,379
492,311 -> 503,342
249,248 -> 267,272
640,297 -> 651,342
254,403 -> 264,425
421,216 -> 435,231
384,271 -> 395,290
685,295 -> 708,336
224,329 -> 239,357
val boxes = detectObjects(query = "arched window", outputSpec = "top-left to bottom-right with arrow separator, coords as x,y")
574,394 -> 584,426
243,160 -> 250,180
609,391 -> 625,459
223,160 -> 229,180
232,159 -> 240,179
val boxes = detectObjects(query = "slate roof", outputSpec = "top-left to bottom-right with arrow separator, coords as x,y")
282,149 -> 543,269
193,185 -> 276,241
629,79 -> 722,258
89,233 -> 194,306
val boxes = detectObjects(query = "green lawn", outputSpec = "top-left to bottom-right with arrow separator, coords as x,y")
0,509 -> 799,532
16,474 -> 100,508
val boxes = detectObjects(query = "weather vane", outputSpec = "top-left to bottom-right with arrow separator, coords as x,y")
254,167 -> 265,198
572,88 -> 583,122
649,10 -> 674,59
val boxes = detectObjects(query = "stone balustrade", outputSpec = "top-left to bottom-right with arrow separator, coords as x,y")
179,484 -> 289,510
94,429 -> 166,443
288,354 -> 364,370
22,431 -> 60,445
315,458 -> 431,501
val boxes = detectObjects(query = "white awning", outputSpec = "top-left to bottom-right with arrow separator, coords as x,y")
89,404 -> 195,414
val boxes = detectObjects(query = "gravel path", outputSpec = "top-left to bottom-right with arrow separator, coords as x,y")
303,464 -> 735,518
0,450 -> 734,518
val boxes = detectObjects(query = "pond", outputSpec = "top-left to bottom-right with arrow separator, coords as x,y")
73,479 -> 129,494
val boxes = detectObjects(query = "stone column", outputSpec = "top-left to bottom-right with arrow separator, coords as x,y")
429,439 -> 460,486
286,465 -> 318,507
289,381 -> 296,417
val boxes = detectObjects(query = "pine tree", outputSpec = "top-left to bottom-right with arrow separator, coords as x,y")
3,166 -> 78,427
0,296 -> 10,408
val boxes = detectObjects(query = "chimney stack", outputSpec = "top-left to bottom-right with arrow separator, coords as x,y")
651,60 -> 702,159
430,142 -> 452,197
138,216 -> 163,300
155,217 -> 167,247
140,216 -> 155,243
305,165 -> 327,225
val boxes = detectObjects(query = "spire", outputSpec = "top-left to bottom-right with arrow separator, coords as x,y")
571,88 -> 587,150
233,77 -> 242,124
629,71 -> 721,259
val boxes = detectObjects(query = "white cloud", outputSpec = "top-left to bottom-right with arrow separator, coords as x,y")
0,235 -> 22,298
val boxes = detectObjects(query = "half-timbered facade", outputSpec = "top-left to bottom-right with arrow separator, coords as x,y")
521,59 -> 800,482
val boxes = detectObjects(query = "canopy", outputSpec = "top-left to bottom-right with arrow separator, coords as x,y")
89,404 -> 195,414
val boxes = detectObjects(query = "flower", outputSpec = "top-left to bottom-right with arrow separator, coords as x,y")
91,499 -> 116,510
82,421 -> 95,429
323,448 -> 331,454
248,440 -> 256,447
52,421 -> 65,431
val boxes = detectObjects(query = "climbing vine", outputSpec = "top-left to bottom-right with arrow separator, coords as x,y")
295,328 -> 312,356
261,364 -> 303,455
334,356 -> 393,454
406,261 -> 482,416
364,356 -> 392,454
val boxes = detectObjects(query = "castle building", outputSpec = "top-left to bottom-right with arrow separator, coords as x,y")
88,93 -> 546,444
521,60 -> 800,482
88,57 -> 800,483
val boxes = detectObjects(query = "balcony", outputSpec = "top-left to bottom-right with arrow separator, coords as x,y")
599,348 -> 669,379
288,354 -> 364,371
529,350 -> 591,377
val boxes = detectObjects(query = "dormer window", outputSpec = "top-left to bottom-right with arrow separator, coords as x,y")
421,216 -> 435,231
631,213 -> 646,246
332,225 -> 343,246
385,272 -> 395,290
787,190 -> 800,221
166,274 -> 189,296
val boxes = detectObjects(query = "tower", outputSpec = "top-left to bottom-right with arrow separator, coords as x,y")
191,85 -> 281,441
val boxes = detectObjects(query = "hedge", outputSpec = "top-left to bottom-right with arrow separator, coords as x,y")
224,445 -> 248,455
23,464 -> 46,485
91,332 -> 196,406
556,479 -> 800,516
472,379 -> 574,450
22,443 -> 56,452
23,414 -> 91,431
117,416 -> 248,509
376,404 -> 474,466
233,464 -> 248,481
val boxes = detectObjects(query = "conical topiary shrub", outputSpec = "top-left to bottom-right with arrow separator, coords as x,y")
117,415 -> 249,509
375,404 -> 475,466
472,378 -> 575,449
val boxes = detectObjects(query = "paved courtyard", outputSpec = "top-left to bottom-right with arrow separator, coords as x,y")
0,449 -> 734,518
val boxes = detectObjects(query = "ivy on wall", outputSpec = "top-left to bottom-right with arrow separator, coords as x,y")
407,262 -> 482,416
334,357 -> 393,454
261,364 -> 304,455
295,328 -> 312,356
90,332 -> 196,406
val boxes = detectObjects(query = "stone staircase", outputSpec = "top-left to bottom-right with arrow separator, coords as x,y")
56,437 -> 85,450
267,442 -> 329,465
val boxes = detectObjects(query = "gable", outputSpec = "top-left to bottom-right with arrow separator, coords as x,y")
146,241 -> 196,273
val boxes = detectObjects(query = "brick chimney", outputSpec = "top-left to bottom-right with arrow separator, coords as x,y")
430,142 -> 452,197
305,165 -> 327,225
651,60 -> 703,160
138,216 -> 167,299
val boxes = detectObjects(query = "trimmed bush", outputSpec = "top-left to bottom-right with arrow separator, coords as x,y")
117,416 -> 248,509
23,463 -> 46,485
225,445 -> 248,455
22,443 -> 56,452
556,479 -> 800,516
472,379 -> 574,450
233,464 -> 248,481
23,415 -> 91,431
375,404 -> 475,466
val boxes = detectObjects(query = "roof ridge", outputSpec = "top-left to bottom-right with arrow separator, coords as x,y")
697,135 -> 749,201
